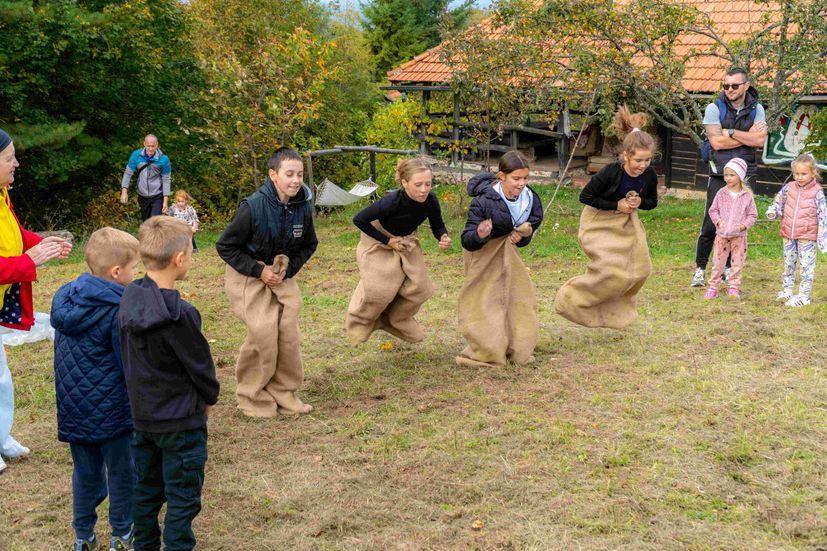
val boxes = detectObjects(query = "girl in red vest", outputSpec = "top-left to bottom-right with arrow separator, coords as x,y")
766,154 -> 826,307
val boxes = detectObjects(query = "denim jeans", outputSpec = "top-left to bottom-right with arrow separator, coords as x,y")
70,433 -> 135,540
132,428 -> 208,551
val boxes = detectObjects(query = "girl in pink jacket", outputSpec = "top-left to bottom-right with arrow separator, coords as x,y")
705,158 -> 757,299
766,154 -> 827,307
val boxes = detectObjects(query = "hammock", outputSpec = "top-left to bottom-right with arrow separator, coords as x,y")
315,178 -> 378,207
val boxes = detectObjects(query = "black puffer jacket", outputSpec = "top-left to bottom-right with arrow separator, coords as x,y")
460,173 -> 544,251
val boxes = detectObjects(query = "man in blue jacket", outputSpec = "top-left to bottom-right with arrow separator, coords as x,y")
120,134 -> 172,221
51,227 -> 141,551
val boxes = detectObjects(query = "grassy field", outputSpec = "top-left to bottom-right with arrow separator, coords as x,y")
1,186 -> 826,550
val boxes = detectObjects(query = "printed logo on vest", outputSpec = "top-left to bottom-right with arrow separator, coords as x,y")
292,224 -> 303,238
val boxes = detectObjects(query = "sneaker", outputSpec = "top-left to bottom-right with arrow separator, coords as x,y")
722,267 -> 731,282
785,295 -> 811,307
776,290 -> 793,301
0,456 -> 6,474
704,288 -> 718,299
1,435 -> 30,459
728,288 -> 741,299
109,530 -> 134,551
691,267 -> 705,287
75,534 -> 98,551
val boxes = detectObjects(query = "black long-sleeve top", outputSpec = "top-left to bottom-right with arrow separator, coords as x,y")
352,189 -> 448,244
579,162 -> 659,211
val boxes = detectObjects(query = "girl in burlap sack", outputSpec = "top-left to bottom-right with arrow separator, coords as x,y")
554,106 -> 659,329
216,147 -> 318,417
455,150 -> 544,367
346,158 -> 452,344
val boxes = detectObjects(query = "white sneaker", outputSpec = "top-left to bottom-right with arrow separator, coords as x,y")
691,267 -> 705,287
776,290 -> 793,301
0,456 -> 6,474
785,295 -> 811,307
1,436 -> 30,460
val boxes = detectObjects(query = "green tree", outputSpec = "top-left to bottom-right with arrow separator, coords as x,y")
0,0 -> 202,227
362,0 -> 474,77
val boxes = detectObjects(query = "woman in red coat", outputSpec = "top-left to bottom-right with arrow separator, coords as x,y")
0,129 -> 71,474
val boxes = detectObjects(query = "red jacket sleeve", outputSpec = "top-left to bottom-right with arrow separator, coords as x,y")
21,229 -> 43,249
0,254 -> 37,285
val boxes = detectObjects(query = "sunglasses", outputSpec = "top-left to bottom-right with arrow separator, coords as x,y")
722,82 -> 747,90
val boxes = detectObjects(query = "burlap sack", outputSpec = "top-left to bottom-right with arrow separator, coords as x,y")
345,224 -> 435,345
225,265 -> 304,417
554,205 -> 652,329
455,236 -> 538,367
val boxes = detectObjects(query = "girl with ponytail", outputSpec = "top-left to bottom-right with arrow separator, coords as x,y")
554,106 -> 659,329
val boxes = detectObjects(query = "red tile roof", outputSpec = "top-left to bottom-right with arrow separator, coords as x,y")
387,0 -> 778,93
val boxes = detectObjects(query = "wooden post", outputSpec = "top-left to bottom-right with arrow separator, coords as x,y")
510,129 -> 518,150
369,150 -> 376,183
452,92 -> 461,165
556,110 -> 569,178
306,154 -> 314,192
664,127 -> 673,188
420,90 -> 431,156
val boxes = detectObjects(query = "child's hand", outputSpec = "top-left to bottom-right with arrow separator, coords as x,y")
388,237 -> 404,251
509,231 -> 522,244
767,211 -> 777,220
616,199 -> 634,214
259,265 -> 282,287
477,219 -> 493,239
626,195 -> 641,209
739,224 -> 746,231
438,233 -> 452,250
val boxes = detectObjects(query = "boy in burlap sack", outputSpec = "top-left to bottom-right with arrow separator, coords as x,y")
554,106 -> 659,329
347,158 -> 451,344
216,147 -> 318,416
456,150 -> 543,367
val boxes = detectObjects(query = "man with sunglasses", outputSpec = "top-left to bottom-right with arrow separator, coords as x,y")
691,67 -> 768,287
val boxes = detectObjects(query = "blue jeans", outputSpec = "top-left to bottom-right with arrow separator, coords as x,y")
132,428 -> 208,551
70,433 -> 135,540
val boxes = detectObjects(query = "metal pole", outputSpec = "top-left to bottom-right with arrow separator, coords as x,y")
369,151 -> 376,183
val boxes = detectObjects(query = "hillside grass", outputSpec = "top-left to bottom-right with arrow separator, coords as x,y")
1,186 -> 825,550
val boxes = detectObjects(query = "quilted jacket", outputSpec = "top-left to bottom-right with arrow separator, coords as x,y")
51,273 -> 132,444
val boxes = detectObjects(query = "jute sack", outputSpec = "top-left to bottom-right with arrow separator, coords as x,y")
455,236 -> 537,367
345,223 -> 434,344
225,265 -> 303,417
554,205 -> 652,329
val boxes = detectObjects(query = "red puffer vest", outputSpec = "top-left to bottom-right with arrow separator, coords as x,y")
781,180 -> 822,240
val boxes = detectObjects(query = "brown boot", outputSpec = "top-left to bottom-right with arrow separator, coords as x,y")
272,391 -> 313,415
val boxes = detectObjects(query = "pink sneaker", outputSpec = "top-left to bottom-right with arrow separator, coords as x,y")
704,288 -> 718,299
728,288 -> 741,299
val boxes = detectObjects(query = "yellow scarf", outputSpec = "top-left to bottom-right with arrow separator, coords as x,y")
0,188 -> 24,309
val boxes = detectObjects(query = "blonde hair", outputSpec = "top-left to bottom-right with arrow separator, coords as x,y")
174,189 -> 191,203
612,105 -> 658,156
395,157 -> 432,186
85,227 -> 140,277
138,216 -> 192,271
791,153 -> 822,183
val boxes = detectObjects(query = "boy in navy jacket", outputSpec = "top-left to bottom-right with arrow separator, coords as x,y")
119,216 -> 219,551
52,227 -> 141,551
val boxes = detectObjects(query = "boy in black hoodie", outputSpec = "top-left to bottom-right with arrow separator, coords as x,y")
119,216 -> 220,551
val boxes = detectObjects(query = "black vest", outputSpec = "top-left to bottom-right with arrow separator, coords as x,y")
712,89 -> 760,177
242,179 -> 312,264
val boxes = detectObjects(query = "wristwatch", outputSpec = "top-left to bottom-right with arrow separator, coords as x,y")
727,128 -> 736,138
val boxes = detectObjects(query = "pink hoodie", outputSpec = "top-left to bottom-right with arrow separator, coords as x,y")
708,187 -> 758,238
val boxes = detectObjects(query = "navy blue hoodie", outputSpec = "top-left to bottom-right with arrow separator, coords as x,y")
52,273 -> 132,444
461,172 -> 544,251
118,275 -> 219,433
